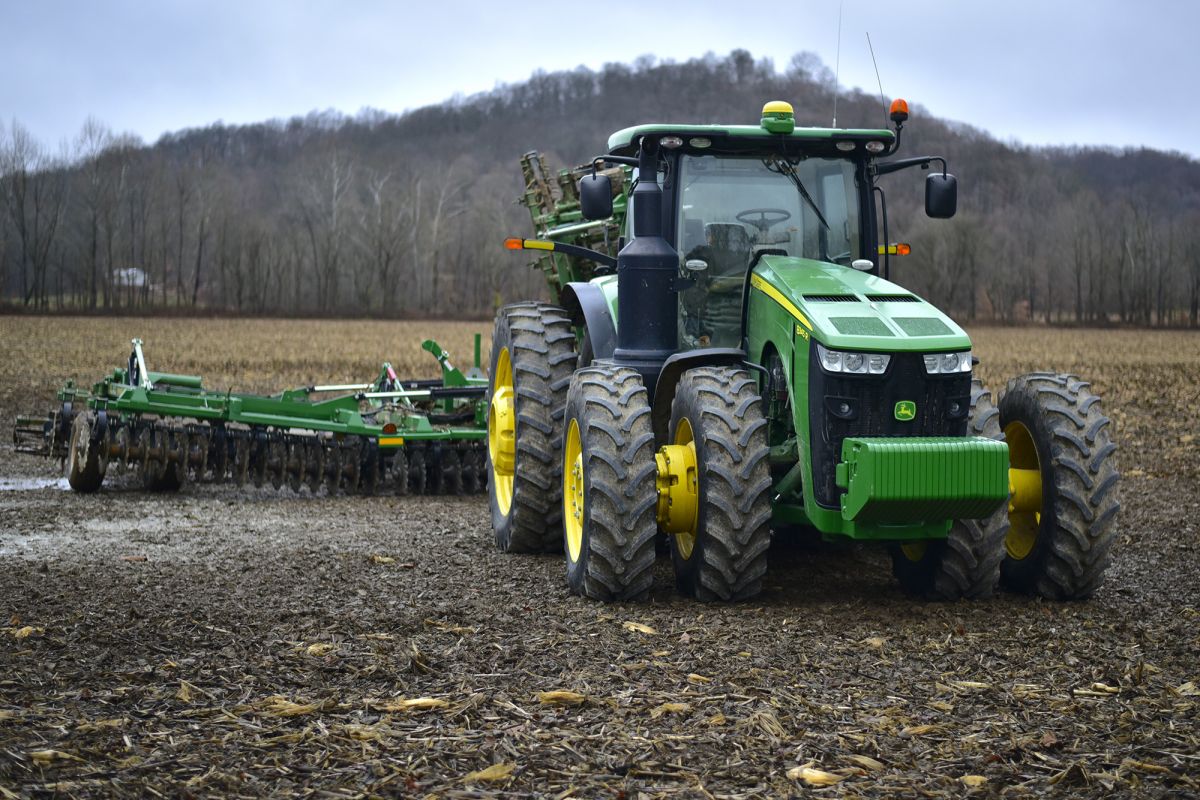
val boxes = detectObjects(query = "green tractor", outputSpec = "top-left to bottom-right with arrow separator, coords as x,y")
489,101 -> 1120,602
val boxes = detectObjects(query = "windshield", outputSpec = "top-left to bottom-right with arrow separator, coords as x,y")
676,154 -> 861,267
674,154 -> 861,348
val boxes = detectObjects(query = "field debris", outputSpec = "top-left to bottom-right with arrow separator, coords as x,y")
1,323 -> 1197,795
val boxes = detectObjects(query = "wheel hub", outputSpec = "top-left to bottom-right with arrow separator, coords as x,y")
656,418 -> 699,558
563,418 -> 584,562
1005,420 -> 1043,560
488,347 -> 516,515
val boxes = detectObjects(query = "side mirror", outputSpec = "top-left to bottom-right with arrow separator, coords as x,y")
925,173 -> 957,219
579,173 -> 613,220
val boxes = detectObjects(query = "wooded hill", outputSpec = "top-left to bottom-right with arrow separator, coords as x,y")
3,49 -> 1199,324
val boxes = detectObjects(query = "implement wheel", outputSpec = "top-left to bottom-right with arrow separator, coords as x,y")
664,367 -> 772,601
67,413 -> 106,493
890,380 -> 1010,599
562,365 -> 658,601
488,302 -> 576,553
998,373 -> 1120,599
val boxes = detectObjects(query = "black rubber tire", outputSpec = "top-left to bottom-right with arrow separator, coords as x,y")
998,373 -> 1120,599
488,302 -> 576,553
889,380 -> 1010,600
667,367 -> 773,602
562,365 -> 658,601
67,413 -> 106,493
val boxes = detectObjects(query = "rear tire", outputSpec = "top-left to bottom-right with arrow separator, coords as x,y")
562,365 -> 658,601
890,380 -> 1009,600
667,367 -> 772,601
488,302 -> 576,553
998,373 -> 1120,599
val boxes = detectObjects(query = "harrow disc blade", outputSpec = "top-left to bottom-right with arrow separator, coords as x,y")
286,439 -> 305,493
407,449 -> 427,495
306,439 -> 325,494
391,450 -> 409,496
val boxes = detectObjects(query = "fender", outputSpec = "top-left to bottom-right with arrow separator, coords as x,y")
560,281 -> 617,362
650,348 -> 750,443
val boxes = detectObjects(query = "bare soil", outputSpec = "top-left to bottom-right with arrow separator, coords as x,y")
1,319 -> 1198,798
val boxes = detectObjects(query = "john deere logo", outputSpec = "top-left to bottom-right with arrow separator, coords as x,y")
894,401 -> 917,421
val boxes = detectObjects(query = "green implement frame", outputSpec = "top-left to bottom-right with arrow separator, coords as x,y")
14,337 -> 489,496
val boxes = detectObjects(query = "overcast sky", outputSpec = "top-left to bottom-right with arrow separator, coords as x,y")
4,0 -> 1197,158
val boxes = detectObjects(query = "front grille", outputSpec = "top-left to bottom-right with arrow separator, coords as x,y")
807,345 -> 971,508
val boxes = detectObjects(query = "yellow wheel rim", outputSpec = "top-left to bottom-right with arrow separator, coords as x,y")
564,418 -> 584,563
655,418 -> 699,560
1005,419 -> 1043,560
900,540 -> 928,562
488,347 -> 516,516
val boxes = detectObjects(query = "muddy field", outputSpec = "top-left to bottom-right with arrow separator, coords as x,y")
1,317 -> 1198,798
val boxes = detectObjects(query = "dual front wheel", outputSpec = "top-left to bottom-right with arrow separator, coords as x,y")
890,373 -> 1120,600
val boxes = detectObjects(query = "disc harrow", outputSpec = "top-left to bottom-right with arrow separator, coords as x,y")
15,337 -> 489,496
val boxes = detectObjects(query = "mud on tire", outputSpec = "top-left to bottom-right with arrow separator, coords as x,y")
668,367 -> 772,602
998,373 -> 1120,599
890,379 -> 1010,600
562,365 -> 658,601
488,302 -> 577,553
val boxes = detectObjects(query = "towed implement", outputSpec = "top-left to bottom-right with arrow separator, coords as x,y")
490,99 -> 1121,602
15,337 -> 488,496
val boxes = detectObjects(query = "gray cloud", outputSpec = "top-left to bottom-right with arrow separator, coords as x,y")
3,0 -> 1196,156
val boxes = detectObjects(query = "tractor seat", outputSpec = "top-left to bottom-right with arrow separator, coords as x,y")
704,223 -> 753,279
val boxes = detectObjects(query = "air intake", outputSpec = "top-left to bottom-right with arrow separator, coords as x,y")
865,294 -> 920,302
804,294 -> 860,303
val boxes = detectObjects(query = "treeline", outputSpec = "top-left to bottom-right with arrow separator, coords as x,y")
2,49 -> 1199,324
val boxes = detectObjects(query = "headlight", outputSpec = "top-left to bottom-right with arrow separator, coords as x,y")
922,350 -> 972,374
817,344 -> 891,375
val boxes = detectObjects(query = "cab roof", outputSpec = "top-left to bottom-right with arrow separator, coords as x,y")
607,124 -> 896,156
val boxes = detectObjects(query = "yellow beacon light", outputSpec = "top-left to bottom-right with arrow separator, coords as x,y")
761,101 -> 795,134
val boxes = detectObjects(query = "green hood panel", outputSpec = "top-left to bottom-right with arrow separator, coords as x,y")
754,256 -> 971,352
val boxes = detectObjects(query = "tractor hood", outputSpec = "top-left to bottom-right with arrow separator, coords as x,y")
753,256 -> 971,352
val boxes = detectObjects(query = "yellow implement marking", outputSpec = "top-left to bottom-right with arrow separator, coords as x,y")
378,436 -> 405,446
523,239 -> 554,251
751,274 -> 811,330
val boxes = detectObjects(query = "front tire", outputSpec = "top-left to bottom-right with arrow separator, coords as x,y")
890,379 -> 1009,600
998,373 -> 1120,599
487,302 -> 577,553
666,367 -> 772,602
562,365 -> 658,601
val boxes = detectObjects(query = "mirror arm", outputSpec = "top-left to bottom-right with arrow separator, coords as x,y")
591,154 -> 640,169
507,238 -> 617,269
874,155 -> 947,177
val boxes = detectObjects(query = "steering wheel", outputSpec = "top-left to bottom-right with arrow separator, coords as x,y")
736,208 -> 792,233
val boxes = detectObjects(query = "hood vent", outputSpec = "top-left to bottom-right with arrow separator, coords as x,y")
804,294 -> 860,303
866,294 -> 920,303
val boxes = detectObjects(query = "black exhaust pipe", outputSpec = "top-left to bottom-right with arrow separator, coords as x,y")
612,136 -> 678,397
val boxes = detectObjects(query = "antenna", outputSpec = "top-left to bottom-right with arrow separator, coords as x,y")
866,31 -> 887,127
832,1 -> 843,127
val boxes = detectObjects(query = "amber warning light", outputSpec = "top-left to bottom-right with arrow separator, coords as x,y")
889,98 -> 909,125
